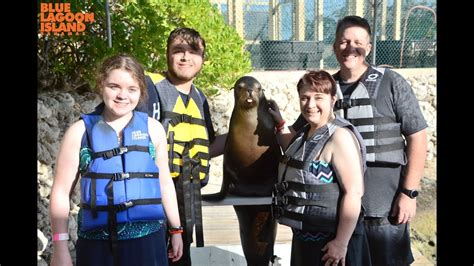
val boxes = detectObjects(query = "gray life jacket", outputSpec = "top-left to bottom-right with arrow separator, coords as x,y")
272,116 -> 366,233
334,66 -> 406,165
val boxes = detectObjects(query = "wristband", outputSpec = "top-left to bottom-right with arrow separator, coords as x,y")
168,226 -> 184,235
276,120 -> 286,132
53,233 -> 69,241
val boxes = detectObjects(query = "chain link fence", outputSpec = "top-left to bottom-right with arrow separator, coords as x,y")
211,0 -> 436,70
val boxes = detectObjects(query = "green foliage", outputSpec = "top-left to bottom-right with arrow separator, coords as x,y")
38,0 -> 251,96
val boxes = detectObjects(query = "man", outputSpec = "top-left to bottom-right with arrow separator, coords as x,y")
269,16 -> 427,265
138,27 -> 226,265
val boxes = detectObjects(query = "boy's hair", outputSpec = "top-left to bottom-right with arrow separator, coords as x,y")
167,27 -> 206,58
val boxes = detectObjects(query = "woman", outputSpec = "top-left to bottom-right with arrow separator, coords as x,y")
49,54 -> 183,266
269,70 -> 371,266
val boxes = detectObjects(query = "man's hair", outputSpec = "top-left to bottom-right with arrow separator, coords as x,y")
167,27 -> 206,58
335,15 -> 372,38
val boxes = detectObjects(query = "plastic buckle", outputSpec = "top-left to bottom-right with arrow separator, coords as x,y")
344,100 -> 352,109
113,172 -> 130,181
181,114 -> 192,124
117,146 -> 128,155
335,99 -> 351,109
103,150 -> 114,159
117,200 -> 134,211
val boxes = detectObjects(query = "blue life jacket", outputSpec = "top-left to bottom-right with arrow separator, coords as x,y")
79,111 -> 165,231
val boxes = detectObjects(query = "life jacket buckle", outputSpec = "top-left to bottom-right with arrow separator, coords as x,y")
113,172 -> 130,181
104,147 -> 128,159
117,200 -> 134,211
117,146 -> 128,155
345,99 -> 353,108
335,99 -> 352,109
274,182 -> 288,194
181,114 -> 192,124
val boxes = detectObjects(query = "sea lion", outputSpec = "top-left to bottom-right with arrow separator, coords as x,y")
203,76 -> 280,265
204,76 -> 281,199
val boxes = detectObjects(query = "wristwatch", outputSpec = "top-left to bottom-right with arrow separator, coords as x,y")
400,188 -> 419,199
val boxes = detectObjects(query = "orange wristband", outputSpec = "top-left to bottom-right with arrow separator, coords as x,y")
168,226 -> 184,235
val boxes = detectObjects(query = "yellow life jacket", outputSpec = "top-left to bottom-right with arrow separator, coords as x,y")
145,71 -> 165,84
155,79 -> 210,182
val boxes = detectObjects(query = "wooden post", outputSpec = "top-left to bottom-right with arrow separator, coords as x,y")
294,0 -> 305,41
380,0 -> 387,41
314,0 -> 324,68
268,0 -> 279,40
393,0 -> 402,40
233,0 -> 244,38
347,0 -> 365,17
227,0 -> 234,26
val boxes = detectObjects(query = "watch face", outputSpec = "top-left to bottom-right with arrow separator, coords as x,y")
411,190 -> 419,198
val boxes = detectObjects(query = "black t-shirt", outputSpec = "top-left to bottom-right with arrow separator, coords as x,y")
338,80 -> 359,96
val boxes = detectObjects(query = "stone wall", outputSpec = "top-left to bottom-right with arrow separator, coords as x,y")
37,68 -> 436,264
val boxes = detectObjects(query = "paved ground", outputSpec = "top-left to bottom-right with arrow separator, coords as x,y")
189,205 -> 434,265
191,243 -> 433,266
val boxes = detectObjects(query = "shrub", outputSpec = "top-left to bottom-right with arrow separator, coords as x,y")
37,0 -> 252,96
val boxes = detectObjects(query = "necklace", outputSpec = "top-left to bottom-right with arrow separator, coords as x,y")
117,132 -> 122,144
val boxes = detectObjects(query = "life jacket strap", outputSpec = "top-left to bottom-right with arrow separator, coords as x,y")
276,195 -> 337,208
173,138 -> 210,148
177,144 -> 205,247
83,172 -> 159,181
163,111 -> 206,127
93,145 -> 149,159
80,198 -> 162,212
366,140 -> 405,153
348,117 -> 394,126
334,98 -> 375,110
279,155 -> 311,170
360,129 -> 401,139
273,182 -> 339,207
